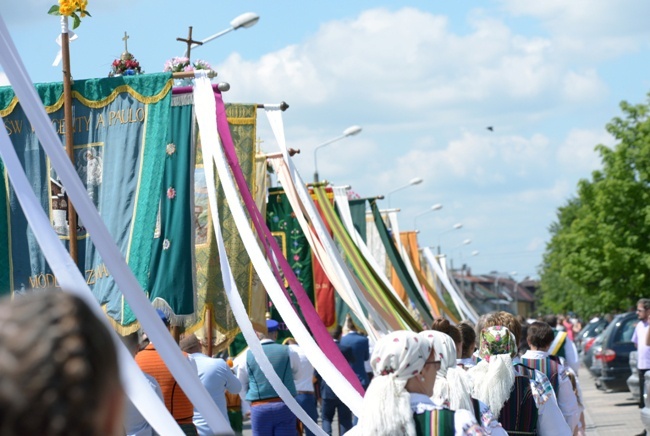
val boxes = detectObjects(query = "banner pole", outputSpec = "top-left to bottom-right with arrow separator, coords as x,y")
60,16 -> 78,264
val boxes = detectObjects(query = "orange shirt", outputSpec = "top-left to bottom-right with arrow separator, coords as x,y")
135,343 -> 194,424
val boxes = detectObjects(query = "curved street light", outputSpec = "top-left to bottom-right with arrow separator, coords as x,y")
313,125 -> 362,182
413,203 -> 443,230
437,222 -> 463,254
387,177 -> 423,207
184,12 -> 260,57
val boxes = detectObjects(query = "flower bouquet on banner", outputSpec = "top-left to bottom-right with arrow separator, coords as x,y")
163,57 -> 214,86
109,53 -> 142,77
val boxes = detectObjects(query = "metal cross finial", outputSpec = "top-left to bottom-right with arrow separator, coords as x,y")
177,26 -> 203,62
122,31 -> 129,52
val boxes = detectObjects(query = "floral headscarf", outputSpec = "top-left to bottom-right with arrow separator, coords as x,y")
418,330 -> 455,378
478,325 -> 517,360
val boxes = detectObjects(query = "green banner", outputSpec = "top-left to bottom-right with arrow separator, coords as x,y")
0,74 -> 172,328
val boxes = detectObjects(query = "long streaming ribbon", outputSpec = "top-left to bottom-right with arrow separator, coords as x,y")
205,80 -> 365,413
192,74 -> 326,435
0,15 -> 232,435
422,247 -> 479,323
212,90 -> 365,398
267,157 -> 383,339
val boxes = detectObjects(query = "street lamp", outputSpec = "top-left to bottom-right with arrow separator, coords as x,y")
436,223 -> 462,254
387,177 -> 423,207
413,203 -> 443,230
184,12 -> 260,57
313,125 -> 362,182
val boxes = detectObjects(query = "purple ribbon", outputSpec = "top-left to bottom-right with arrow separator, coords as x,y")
212,90 -> 365,396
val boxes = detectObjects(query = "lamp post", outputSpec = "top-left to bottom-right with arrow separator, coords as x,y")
313,125 -> 362,182
413,203 -> 443,230
436,222 -> 462,255
184,12 -> 260,57
387,177 -> 423,207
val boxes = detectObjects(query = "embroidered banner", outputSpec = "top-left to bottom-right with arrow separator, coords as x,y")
0,74 -> 171,325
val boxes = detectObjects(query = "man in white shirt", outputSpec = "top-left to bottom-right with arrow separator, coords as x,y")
284,338 -> 318,436
180,334 -> 242,436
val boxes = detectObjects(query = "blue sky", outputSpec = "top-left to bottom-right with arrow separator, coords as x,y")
2,1 -> 650,280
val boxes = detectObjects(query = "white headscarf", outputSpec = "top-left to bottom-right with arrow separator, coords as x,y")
353,330 -> 431,436
419,330 -> 474,412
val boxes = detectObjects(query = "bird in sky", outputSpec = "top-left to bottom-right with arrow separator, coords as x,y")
486,126 -> 494,132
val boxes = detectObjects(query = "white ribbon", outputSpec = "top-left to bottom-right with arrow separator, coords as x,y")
422,247 -> 479,323
0,15 -> 232,435
52,16 -> 77,67
268,157 -> 386,339
192,72 -> 326,435
332,187 -> 415,321
193,73 -> 363,418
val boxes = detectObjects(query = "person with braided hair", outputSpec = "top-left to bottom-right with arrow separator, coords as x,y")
0,290 -> 124,436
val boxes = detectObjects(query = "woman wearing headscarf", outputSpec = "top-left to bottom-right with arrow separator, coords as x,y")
346,330 -> 484,436
419,330 -> 506,435
467,326 -> 571,436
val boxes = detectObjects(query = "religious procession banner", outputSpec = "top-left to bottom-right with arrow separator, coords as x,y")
189,102 -> 265,349
0,74 -> 172,326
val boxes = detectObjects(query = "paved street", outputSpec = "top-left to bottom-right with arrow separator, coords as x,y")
241,365 -> 645,435
580,366 -> 644,435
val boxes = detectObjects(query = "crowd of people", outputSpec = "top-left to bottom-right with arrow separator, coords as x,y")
0,290 -> 593,435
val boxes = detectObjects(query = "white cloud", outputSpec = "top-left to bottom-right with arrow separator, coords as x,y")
0,72 -> 8,87
556,128 -> 611,174
218,6 -> 609,124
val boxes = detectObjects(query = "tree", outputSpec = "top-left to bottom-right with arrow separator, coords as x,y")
539,93 -> 650,316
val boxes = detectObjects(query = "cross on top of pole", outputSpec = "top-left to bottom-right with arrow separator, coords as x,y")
177,26 -> 203,62
122,31 -> 129,53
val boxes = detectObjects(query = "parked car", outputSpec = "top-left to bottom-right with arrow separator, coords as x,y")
582,332 -> 603,380
576,317 -> 609,354
594,311 -> 637,391
628,350 -> 640,400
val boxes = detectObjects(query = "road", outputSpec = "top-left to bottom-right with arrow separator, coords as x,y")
240,365 -> 645,435
581,366 -> 644,435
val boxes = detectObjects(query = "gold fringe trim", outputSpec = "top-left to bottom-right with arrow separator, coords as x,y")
0,79 -> 173,117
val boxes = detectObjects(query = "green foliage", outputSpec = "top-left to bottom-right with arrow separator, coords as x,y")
539,92 -> 650,317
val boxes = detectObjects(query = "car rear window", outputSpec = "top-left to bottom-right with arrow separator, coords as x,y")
613,316 -> 638,343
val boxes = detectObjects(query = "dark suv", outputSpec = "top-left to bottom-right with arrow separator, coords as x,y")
595,311 -> 638,391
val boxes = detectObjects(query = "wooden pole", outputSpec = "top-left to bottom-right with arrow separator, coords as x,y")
205,307 -> 213,357
60,18 -> 78,264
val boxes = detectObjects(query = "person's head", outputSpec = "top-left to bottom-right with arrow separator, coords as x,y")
266,319 -> 279,341
543,314 -> 558,328
0,291 -> 124,435
637,299 -> 650,321
344,315 -> 359,334
430,318 -> 462,358
356,331 -> 432,436
481,311 -> 522,345
419,330 -> 473,410
526,321 -> 555,351
331,325 -> 343,341
179,333 -> 202,354
468,326 -> 517,416
457,321 -> 476,359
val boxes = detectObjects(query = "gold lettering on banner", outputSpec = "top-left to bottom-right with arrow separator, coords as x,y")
108,108 -> 146,126
96,113 -> 105,128
86,268 -> 96,285
4,119 -> 23,136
